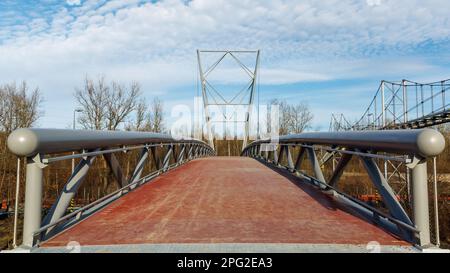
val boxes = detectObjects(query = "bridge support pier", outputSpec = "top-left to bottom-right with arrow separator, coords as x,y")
411,160 -> 431,247
22,155 -> 44,248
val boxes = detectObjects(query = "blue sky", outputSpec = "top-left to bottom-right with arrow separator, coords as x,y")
0,0 -> 450,131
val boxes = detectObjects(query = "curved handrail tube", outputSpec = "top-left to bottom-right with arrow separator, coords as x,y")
7,128 -> 213,248
7,128 -> 213,157
242,128 -> 446,247
243,129 -> 445,158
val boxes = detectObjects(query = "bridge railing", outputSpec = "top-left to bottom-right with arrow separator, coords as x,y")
242,129 -> 446,248
349,79 -> 450,131
7,128 -> 214,248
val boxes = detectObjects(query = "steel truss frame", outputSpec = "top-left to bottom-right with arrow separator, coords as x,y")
7,128 -> 214,248
242,129 -> 446,247
197,49 -> 260,150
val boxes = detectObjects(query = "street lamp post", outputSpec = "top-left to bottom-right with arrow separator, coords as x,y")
72,108 -> 83,173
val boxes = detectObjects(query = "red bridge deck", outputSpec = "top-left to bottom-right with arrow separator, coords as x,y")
43,157 -> 407,248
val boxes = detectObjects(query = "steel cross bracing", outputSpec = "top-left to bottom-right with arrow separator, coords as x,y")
242,129 -> 446,247
7,128 -> 214,248
7,127 -> 446,250
328,78 -> 450,247
197,50 -> 260,150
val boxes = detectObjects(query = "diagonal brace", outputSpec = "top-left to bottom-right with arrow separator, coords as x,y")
328,154 -> 352,187
104,153 -> 127,188
360,155 -> 415,240
42,152 -> 97,236
129,147 -> 149,186
306,147 -> 326,186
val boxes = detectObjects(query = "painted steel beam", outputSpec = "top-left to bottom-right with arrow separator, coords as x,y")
243,129 -> 445,158
7,128 -> 211,157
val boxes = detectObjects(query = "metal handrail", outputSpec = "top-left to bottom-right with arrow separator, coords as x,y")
7,128 -> 212,157
259,158 -> 420,234
33,155 -> 193,240
278,143 -> 410,162
42,142 -> 200,164
243,129 -> 445,158
33,167 -> 167,243
7,128 -> 214,248
242,128 -> 446,247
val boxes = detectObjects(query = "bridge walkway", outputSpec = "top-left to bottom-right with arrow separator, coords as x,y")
40,157 -> 411,251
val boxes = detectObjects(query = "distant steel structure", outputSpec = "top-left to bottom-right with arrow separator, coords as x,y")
197,50 -> 260,150
331,79 -> 450,131
329,113 -> 353,132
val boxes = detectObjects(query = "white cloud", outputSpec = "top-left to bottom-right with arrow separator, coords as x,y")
66,0 -> 81,6
0,0 -> 449,128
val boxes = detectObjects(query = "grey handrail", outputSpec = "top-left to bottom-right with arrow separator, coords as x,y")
7,128 -> 213,248
242,128 -> 446,247
7,128 -> 211,157
243,129 -> 445,157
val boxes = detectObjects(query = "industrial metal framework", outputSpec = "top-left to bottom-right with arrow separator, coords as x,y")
330,79 -> 450,131
7,128 -> 214,248
329,78 -> 450,246
242,129 -> 446,247
197,50 -> 260,150
329,113 -> 353,132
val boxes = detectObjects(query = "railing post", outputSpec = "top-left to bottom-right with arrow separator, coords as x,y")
410,160 -> 431,247
23,155 -> 44,247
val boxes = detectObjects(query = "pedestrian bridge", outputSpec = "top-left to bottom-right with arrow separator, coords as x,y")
6,128 -> 446,253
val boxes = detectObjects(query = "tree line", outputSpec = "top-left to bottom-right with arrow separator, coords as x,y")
1,76 -> 450,250
0,76 -> 167,211
0,76 -> 317,208
74,76 -> 165,132
0,81 -> 42,134
268,98 -> 314,135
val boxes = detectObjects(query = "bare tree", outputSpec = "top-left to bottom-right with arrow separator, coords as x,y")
0,81 -> 42,133
126,98 -> 147,131
135,99 -> 148,131
144,97 -> 165,133
288,102 -> 313,133
75,76 -> 109,130
268,99 -> 292,135
268,99 -> 313,135
75,76 -> 141,130
126,97 -> 165,133
106,81 -> 141,130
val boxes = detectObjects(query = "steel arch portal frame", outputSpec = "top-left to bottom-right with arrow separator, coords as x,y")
197,49 -> 260,151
